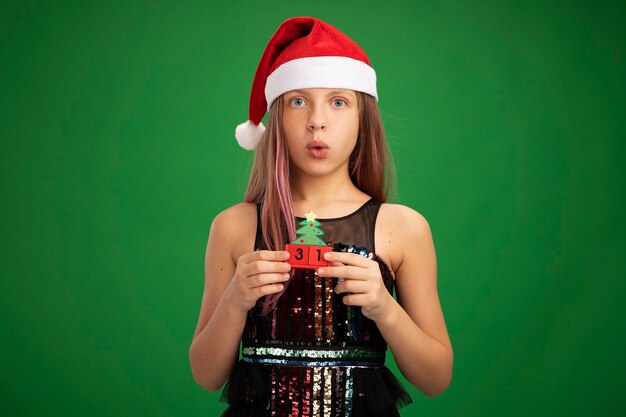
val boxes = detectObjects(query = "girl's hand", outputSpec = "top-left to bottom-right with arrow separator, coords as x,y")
316,251 -> 394,322
224,250 -> 292,313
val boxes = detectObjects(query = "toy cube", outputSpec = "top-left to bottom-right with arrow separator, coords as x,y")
285,244 -> 332,269
309,246 -> 332,266
286,244 -> 310,267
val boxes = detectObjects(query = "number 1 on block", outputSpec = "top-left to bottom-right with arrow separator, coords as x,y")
309,246 -> 331,266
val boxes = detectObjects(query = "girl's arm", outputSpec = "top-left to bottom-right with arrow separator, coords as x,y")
319,205 -> 453,397
188,204 -> 291,391
376,205 -> 453,396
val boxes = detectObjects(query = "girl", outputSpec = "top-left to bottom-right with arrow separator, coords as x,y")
189,16 -> 453,417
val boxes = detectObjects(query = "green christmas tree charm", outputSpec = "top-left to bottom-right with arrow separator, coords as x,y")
285,210 -> 332,270
291,210 -> 327,245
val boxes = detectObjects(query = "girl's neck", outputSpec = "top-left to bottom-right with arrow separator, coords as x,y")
289,169 -> 369,216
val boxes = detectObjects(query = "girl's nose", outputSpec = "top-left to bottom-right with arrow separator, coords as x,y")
306,107 -> 326,131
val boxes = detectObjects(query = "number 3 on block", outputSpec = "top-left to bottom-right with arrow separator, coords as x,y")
288,245 -> 309,266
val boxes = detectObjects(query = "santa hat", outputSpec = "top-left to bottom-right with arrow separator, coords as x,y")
235,16 -> 378,150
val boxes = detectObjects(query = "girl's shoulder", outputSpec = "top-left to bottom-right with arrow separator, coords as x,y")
213,201 -> 257,226
376,203 -> 433,273
210,202 -> 258,262
378,203 -> 429,226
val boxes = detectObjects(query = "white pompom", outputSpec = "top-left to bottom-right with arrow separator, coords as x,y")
235,120 -> 265,150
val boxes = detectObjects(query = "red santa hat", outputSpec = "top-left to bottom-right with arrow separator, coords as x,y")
235,16 -> 378,150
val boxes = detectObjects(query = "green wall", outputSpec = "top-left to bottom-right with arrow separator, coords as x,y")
2,1 -> 624,416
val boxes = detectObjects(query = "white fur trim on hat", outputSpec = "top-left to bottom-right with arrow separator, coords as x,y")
235,120 -> 266,150
265,56 -> 377,111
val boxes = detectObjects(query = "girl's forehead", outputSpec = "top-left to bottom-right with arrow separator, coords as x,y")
285,88 -> 357,97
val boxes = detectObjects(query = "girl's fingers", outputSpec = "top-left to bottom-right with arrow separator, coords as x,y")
316,251 -> 377,279
323,251 -> 372,268
246,259 -> 291,275
254,283 -> 285,297
239,250 -> 290,265
341,293 -> 370,306
249,272 -> 291,288
334,280 -> 369,294
317,265 -> 370,280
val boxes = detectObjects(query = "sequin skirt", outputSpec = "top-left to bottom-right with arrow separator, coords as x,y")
220,349 -> 413,417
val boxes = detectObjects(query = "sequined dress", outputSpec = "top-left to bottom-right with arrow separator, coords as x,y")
220,198 -> 413,417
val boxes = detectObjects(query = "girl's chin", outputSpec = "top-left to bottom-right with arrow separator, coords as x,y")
291,164 -> 349,180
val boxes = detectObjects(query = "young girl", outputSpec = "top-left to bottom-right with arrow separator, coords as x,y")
189,16 -> 453,417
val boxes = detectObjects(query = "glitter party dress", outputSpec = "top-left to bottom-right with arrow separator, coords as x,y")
220,198 -> 413,417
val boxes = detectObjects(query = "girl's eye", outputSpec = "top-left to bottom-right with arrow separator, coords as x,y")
290,98 -> 305,107
333,99 -> 346,108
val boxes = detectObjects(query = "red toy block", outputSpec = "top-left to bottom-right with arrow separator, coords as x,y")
285,244 -> 332,269
286,244 -> 310,267
309,246 -> 332,266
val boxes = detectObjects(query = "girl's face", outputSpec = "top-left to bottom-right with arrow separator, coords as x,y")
282,88 -> 359,179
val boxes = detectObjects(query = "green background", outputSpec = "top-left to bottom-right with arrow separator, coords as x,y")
2,0 -> 624,416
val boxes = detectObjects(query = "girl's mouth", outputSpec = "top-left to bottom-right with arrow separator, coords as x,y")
308,147 -> 329,158
306,140 -> 329,158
